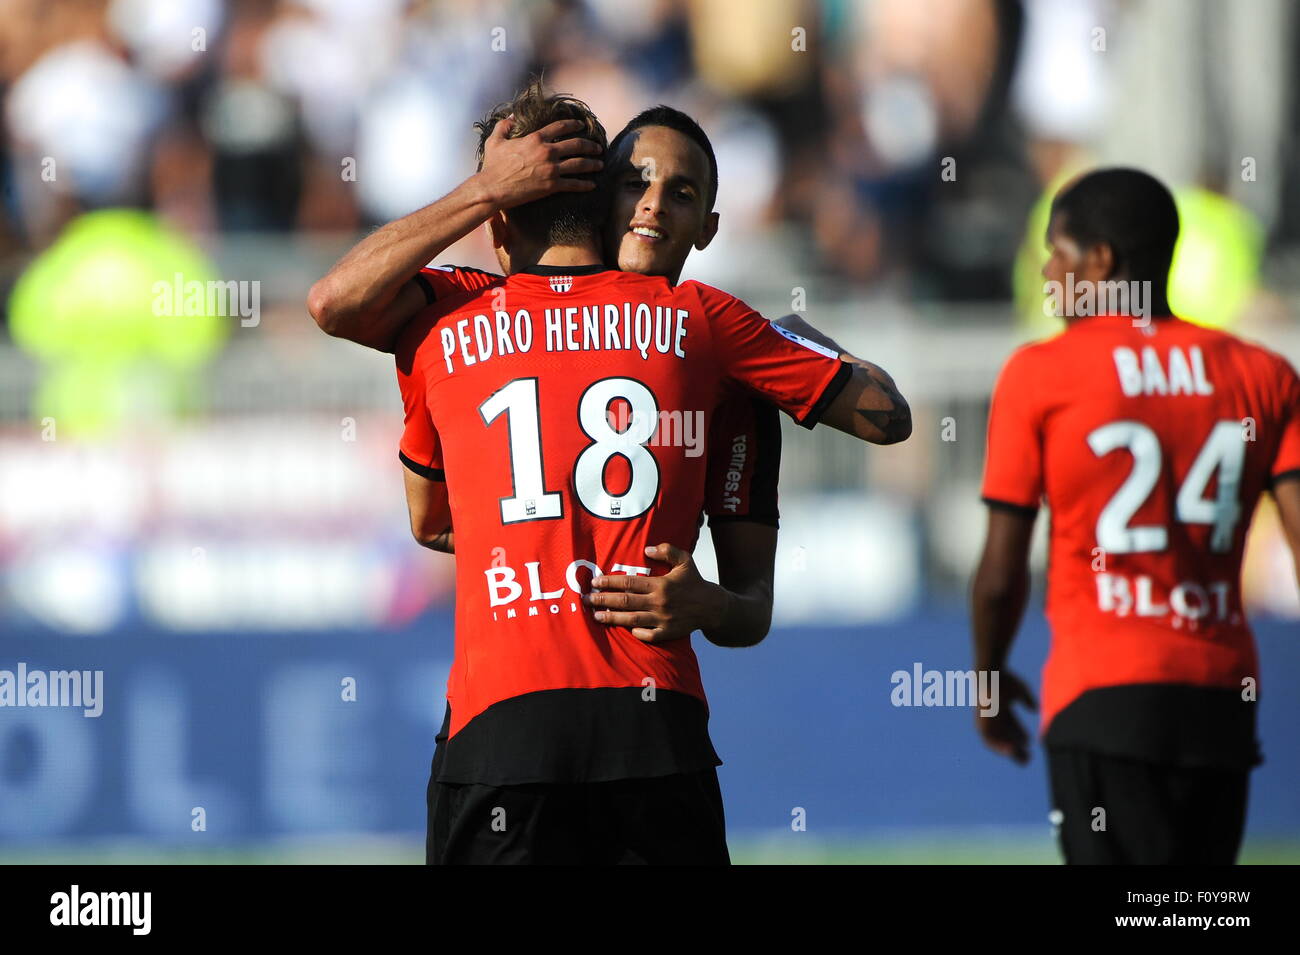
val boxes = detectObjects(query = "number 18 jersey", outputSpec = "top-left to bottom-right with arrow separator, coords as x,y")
395,264 -> 849,784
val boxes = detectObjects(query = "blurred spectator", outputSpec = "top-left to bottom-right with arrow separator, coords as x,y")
199,2 -> 303,231
0,0 -> 1293,307
5,19 -> 166,243
810,0 -> 1035,297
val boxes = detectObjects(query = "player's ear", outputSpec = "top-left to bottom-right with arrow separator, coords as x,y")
695,211 -> 719,252
1088,241 -> 1116,280
486,211 -> 508,249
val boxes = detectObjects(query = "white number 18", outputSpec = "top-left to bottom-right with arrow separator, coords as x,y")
478,376 -> 662,525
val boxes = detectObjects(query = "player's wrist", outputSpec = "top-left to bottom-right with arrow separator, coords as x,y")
700,582 -> 734,635
465,171 -> 505,215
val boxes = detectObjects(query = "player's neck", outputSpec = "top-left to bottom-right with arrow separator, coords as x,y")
510,242 -> 605,273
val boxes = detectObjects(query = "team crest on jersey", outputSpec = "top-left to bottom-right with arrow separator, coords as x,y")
549,275 -> 573,293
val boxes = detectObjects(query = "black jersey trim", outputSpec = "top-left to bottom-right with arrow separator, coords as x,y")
796,359 -> 852,430
438,686 -> 721,785
400,451 -> 445,481
1270,467 -> 1300,489
749,397 -> 783,517
413,272 -> 437,305
1044,683 -> 1261,770
981,496 -> 1039,517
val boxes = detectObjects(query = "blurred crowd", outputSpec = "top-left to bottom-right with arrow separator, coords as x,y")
0,0 -> 1297,317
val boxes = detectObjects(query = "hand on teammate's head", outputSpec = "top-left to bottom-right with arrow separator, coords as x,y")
477,117 -> 604,211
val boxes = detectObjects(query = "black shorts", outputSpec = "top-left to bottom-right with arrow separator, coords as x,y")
426,751 -> 730,865
1047,747 -> 1250,865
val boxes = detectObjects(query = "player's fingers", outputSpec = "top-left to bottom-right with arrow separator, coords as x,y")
549,135 -> 603,157
593,610 -> 656,629
632,627 -> 685,644
982,714 -> 1027,750
643,542 -> 687,565
536,118 -> 585,142
661,543 -> 692,567
552,178 -> 598,192
1010,677 -> 1039,711
554,157 -> 603,176
488,116 -> 514,144
590,574 -> 654,594
586,590 -> 653,612
986,737 -> 1016,759
1011,736 -> 1032,763
1005,721 -> 1029,750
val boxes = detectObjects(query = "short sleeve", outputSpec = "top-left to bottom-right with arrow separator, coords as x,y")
395,329 -> 444,481
1270,356 -> 1300,486
686,281 -> 852,429
705,389 -> 782,527
417,265 -> 502,302
980,346 -> 1046,513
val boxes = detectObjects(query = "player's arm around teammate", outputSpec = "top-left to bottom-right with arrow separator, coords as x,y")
770,313 -> 911,445
584,535 -> 775,648
579,301 -> 916,642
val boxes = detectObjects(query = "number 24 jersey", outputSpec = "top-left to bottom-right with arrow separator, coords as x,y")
982,314 -> 1300,735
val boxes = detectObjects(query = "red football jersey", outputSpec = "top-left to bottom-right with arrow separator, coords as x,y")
417,265 -> 784,526
982,314 -> 1300,735
396,265 -> 848,768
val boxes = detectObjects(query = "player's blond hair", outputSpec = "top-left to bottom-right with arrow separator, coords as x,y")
474,78 -> 608,246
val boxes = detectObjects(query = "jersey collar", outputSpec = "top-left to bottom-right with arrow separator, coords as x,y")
518,263 -> 611,276
1069,312 -> 1176,327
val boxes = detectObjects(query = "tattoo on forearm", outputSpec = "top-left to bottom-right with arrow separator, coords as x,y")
853,365 -> 911,443
422,528 -> 455,554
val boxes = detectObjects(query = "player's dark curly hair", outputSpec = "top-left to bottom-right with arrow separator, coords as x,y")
475,78 -> 608,246
1050,168 -> 1179,311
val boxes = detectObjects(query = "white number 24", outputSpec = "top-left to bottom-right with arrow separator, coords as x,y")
1087,420 -> 1244,554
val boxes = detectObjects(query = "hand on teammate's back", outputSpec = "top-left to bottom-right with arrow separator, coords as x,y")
583,543 -> 727,644
975,670 -> 1037,765
476,116 -> 603,210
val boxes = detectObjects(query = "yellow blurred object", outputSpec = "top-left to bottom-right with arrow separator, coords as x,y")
1166,189 -> 1263,330
9,209 -> 227,436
